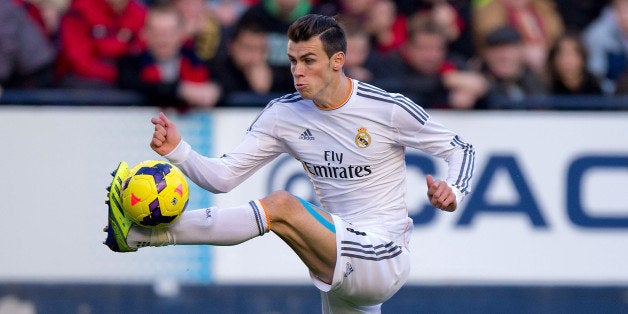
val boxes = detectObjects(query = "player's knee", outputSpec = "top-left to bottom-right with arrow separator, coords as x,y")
265,190 -> 293,204
261,190 -> 300,222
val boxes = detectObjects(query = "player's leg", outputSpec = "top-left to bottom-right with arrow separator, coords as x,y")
110,189 -> 338,284
105,183 -> 406,311
126,200 -> 269,248
259,190 -> 337,284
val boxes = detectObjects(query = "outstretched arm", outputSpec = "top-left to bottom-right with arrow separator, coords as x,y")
150,106 -> 286,194
150,112 -> 182,156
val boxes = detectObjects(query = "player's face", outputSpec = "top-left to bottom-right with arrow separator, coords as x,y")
287,37 -> 337,100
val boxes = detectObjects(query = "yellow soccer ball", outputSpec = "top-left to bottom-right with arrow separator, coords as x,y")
121,160 -> 189,228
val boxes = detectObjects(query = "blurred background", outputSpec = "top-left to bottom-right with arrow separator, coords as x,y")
1,0 -> 628,313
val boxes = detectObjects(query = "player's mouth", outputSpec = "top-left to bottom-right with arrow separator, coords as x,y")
295,84 -> 309,93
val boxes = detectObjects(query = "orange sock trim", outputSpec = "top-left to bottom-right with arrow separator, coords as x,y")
258,199 -> 271,232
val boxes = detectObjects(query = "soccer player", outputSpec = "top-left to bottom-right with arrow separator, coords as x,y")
104,14 -> 475,313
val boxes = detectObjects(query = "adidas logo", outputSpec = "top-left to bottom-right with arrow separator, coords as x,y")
344,262 -> 354,278
299,129 -> 315,140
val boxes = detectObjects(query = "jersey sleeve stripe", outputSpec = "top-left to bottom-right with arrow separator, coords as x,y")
356,82 -> 429,125
393,97 -> 428,125
455,144 -> 474,193
392,94 -> 429,122
356,91 -> 428,125
357,82 -> 387,96
450,135 -> 475,193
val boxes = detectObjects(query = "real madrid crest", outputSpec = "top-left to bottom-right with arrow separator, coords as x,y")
355,127 -> 371,148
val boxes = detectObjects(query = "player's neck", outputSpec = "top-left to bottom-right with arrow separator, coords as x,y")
313,76 -> 352,110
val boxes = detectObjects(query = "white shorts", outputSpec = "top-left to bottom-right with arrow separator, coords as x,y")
310,215 -> 411,313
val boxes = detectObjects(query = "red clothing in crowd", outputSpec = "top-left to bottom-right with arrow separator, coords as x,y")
374,15 -> 408,55
138,51 -> 210,84
57,0 -> 146,84
117,48 -> 211,109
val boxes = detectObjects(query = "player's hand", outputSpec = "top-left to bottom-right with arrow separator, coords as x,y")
426,175 -> 457,212
150,112 -> 181,156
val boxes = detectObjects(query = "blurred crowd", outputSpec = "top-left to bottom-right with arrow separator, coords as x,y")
1,0 -> 627,110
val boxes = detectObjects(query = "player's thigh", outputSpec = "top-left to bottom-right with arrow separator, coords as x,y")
261,191 -> 337,282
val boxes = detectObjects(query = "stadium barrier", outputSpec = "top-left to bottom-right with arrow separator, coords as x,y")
0,283 -> 626,313
1,93 -> 627,313
3,89 -> 628,109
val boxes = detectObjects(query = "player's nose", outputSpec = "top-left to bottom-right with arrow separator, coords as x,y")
292,62 -> 305,77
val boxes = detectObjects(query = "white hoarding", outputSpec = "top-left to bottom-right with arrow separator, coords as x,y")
210,110 -> 628,285
0,106 -> 213,283
1,106 -> 626,285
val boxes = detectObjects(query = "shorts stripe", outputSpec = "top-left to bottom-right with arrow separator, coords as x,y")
340,250 -> 403,261
340,240 -> 402,261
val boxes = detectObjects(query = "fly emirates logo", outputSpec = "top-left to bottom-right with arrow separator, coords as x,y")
302,150 -> 373,179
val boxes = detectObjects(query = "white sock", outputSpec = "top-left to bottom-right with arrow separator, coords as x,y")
127,200 -> 270,248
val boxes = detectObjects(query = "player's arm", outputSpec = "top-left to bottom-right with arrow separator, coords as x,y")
150,109 -> 285,193
392,97 -> 475,210
419,119 -> 474,211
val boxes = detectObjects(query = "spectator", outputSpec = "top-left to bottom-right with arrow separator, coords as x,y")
0,0 -> 56,89
314,0 -> 407,55
238,0 -> 313,68
480,26 -> 548,108
408,0 -> 475,59
384,21 -> 488,109
341,21 -> 397,84
312,0 -> 376,23
208,0 -> 250,28
344,25 -> 380,83
172,0 -> 223,64
117,4 -> 220,110
57,0 -> 146,88
547,32 -> 602,95
472,0 -> 565,76
210,19 -> 292,106
582,0 -> 628,94
364,0 -> 407,55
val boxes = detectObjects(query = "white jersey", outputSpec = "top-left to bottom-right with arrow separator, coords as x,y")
166,79 -> 475,244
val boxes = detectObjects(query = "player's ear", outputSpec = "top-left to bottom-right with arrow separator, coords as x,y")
331,51 -> 345,71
